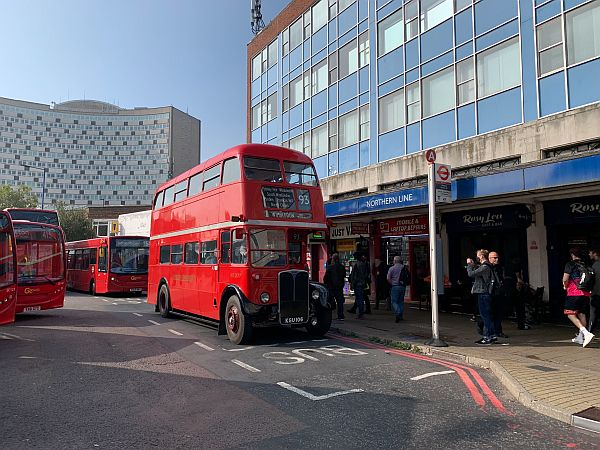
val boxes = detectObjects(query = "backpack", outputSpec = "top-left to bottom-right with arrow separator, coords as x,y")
400,266 -> 411,286
575,261 -> 595,292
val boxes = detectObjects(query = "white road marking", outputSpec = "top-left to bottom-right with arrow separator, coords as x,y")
311,339 -> 328,342
18,356 -> 37,359
0,334 -> 12,340
410,370 -> 455,381
288,341 -> 307,345
128,301 -> 141,304
168,329 -> 183,336
231,359 -> 261,373
194,341 -> 214,351
277,382 -> 363,401
132,313 -> 143,317
1,332 -> 35,341
148,320 -> 161,326
222,346 -> 254,352
112,302 -> 119,305
102,299 -> 108,302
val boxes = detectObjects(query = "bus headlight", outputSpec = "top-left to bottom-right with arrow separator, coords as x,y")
311,290 -> 320,300
260,292 -> 270,304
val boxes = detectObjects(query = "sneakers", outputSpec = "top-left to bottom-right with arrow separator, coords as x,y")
496,333 -> 509,338
489,336 -> 498,343
395,315 -> 403,323
582,330 -> 595,348
335,318 -> 345,322
572,330 -> 584,345
475,338 -> 493,345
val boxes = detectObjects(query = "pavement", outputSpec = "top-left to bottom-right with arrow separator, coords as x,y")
330,298 -> 600,431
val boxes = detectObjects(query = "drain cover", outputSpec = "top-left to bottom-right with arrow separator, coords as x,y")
527,365 -> 559,372
572,407 -> 600,433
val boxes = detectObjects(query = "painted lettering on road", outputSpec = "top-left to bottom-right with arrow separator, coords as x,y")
277,382 -> 363,401
263,345 -> 368,365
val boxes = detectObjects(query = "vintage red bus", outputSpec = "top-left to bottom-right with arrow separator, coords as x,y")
0,211 -> 18,325
148,143 -> 331,344
5,208 -> 60,226
13,220 -> 66,313
66,236 -> 149,295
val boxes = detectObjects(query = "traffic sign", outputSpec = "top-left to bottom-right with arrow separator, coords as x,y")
435,163 -> 451,183
425,149 -> 436,164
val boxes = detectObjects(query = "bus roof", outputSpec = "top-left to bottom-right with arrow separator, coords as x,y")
66,235 -> 149,248
156,143 -> 313,193
5,208 -> 60,226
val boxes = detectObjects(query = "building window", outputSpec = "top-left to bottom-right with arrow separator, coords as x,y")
537,17 -> 563,76
379,89 -> 404,133
283,28 -> 290,56
566,1 -> 600,66
339,0 -> 354,12
456,57 -> 475,105
359,105 -> 370,141
329,0 -> 337,19
455,0 -> 470,11
261,99 -> 268,126
476,37 -> 520,98
358,32 -> 370,68
312,124 -> 328,157
303,132 -> 312,156
378,9 -> 403,56
266,93 -> 277,122
290,76 -> 303,107
252,54 -> 261,80
339,39 -> 358,79
252,104 -> 261,129
261,47 -> 268,73
290,135 -> 303,152
304,10 -> 312,38
312,59 -> 328,94
405,0 -> 419,41
329,52 -> 339,83
339,109 -> 359,147
282,84 -> 289,112
420,0 -> 453,33
290,18 -> 303,50
304,70 -> 311,99
423,67 -> 454,117
267,40 -> 278,68
329,119 -> 338,150
313,0 -> 328,33
406,82 -> 421,123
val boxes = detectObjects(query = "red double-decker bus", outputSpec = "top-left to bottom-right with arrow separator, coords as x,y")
148,144 -> 331,344
13,220 -> 66,313
5,208 -> 60,226
66,236 -> 149,295
0,211 -> 18,325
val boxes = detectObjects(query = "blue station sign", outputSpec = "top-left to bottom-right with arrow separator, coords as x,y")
325,186 -> 427,217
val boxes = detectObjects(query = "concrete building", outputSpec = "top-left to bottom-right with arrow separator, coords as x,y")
0,97 -> 201,208
247,0 -> 600,318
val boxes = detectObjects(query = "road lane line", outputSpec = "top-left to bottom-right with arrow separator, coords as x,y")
112,302 -> 119,305
194,341 -> 214,351
222,346 -> 254,352
102,299 -> 108,302
132,313 -> 143,317
148,320 -> 161,326
277,382 -> 363,401
168,329 -> 183,336
411,370 -> 455,381
231,359 -> 261,373
18,356 -> 37,359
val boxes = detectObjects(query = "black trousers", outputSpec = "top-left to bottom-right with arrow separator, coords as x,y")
590,294 -> 600,334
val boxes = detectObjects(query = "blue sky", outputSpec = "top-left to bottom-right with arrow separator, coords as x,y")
0,0 -> 286,161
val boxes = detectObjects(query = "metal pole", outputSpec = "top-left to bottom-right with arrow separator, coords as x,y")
41,169 -> 46,209
426,163 -> 447,347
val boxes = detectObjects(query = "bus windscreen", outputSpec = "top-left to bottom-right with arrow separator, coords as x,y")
110,239 -> 149,274
15,226 -> 65,283
8,210 -> 60,226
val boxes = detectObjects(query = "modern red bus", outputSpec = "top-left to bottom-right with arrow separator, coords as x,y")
148,143 -> 331,344
13,220 -> 66,313
5,208 -> 60,226
0,211 -> 18,325
66,236 -> 149,295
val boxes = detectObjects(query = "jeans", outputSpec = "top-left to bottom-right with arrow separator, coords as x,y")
391,285 -> 406,317
492,294 -> 505,335
329,287 -> 345,319
590,295 -> 599,334
354,285 -> 366,316
478,293 -> 495,339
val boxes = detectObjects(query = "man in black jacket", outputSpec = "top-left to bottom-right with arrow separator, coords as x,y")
324,253 -> 347,321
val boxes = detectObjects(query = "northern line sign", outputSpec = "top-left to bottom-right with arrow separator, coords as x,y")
325,186 -> 428,217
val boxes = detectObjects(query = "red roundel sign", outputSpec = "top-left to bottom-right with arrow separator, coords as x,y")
425,149 -> 436,164
436,164 -> 450,182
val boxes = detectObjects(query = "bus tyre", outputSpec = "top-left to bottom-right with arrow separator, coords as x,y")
158,285 -> 171,318
306,306 -> 332,337
225,295 -> 252,345
90,280 -> 96,296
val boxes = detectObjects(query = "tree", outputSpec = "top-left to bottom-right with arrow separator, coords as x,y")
0,184 -> 38,209
55,201 -> 95,241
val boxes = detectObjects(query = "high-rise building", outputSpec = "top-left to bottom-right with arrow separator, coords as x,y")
248,0 -> 600,318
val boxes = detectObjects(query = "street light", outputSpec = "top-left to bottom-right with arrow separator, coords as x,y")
21,164 -> 47,209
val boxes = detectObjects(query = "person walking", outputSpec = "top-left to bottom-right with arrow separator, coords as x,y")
323,253 -> 347,321
563,248 -> 594,347
589,249 -> 600,334
348,252 -> 369,319
374,258 -> 390,310
387,256 -> 410,323
489,252 -> 508,338
467,249 -> 495,345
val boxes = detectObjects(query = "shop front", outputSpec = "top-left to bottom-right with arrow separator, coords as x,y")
329,222 -> 371,275
544,196 -> 600,318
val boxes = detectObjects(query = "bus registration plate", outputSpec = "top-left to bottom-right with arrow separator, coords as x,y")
23,306 -> 41,311
129,288 -> 142,292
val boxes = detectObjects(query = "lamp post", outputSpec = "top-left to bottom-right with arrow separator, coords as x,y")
21,164 -> 47,209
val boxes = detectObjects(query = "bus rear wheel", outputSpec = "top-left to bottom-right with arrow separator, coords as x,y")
306,306 -> 332,337
225,295 -> 252,345
158,285 -> 171,318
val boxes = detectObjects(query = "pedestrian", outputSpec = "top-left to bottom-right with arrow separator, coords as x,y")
563,247 -> 594,347
348,252 -> 369,319
323,253 -> 347,321
361,253 -> 372,314
589,249 -> 600,334
489,251 -> 508,338
373,258 -> 390,310
387,256 -> 410,323
467,249 -> 496,345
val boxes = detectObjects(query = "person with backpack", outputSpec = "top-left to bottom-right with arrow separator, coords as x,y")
563,247 -> 594,347
587,249 -> 599,335
323,253 -> 347,321
467,249 -> 496,345
348,252 -> 370,319
387,256 -> 410,323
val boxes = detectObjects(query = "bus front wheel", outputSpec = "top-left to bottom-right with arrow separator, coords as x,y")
225,295 -> 252,345
158,285 -> 171,318
306,306 -> 332,337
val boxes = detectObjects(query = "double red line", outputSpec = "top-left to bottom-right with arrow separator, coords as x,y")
330,333 -> 511,415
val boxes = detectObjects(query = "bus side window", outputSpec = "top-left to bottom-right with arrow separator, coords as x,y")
231,230 -> 247,264
184,242 -> 199,264
98,247 -> 107,272
170,245 -> 183,264
201,240 -> 218,264
75,250 -> 84,270
221,231 -> 231,264
67,250 -> 75,270
221,157 -> 241,185
90,248 -> 97,265
159,245 -> 170,264
82,249 -> 90,269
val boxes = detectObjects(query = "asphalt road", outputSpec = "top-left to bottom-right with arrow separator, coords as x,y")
0,292 -> 597,449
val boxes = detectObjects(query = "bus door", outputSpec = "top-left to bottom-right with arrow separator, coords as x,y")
197,234 -> 219,317
96,245 -> 108,294
0,212 -> 17,325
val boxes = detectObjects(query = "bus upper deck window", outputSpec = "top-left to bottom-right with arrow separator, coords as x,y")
243,157 -> 283,182
283,161 -> 318,186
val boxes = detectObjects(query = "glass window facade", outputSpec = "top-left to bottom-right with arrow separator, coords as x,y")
249,0 -> 600,177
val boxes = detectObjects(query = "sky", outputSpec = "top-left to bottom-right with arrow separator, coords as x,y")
0,0 -> 287,161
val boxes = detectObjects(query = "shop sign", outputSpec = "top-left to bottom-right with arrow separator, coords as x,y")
444,205 -> 532,233
378,215 -> 429,236
544,196 -> 600,225
336,239 -> 356,252
325,187 -> 427,217
329,222 -> 370,239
